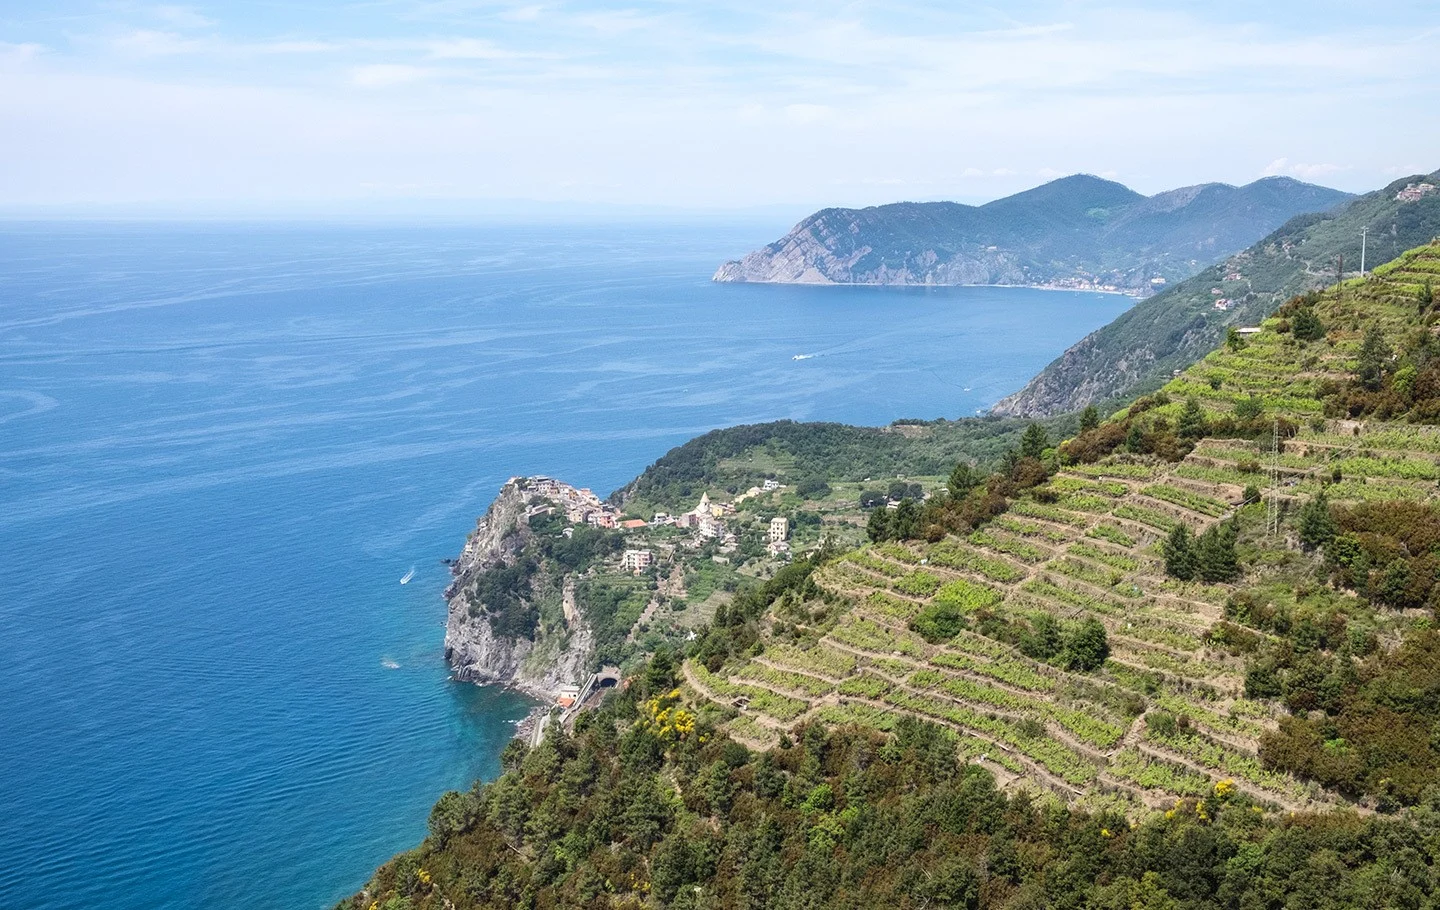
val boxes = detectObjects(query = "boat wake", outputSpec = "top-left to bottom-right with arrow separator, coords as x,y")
792,353 -> 815,361
399,567 -> 415,585
381,658 -> 400,670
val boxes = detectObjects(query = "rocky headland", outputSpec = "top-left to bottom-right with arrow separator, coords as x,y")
443,478 -> 594,700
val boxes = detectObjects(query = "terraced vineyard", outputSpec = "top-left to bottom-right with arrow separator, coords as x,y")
684,242 -> 1440,816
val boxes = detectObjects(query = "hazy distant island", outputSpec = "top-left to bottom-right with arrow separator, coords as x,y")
714,174 -> 1352,295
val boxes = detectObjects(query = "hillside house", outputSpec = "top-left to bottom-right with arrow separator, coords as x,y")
620,549 -> 653,573
769,516 -> 789,543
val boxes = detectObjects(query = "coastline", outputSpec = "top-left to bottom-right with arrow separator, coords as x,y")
714,277 -> 1146,298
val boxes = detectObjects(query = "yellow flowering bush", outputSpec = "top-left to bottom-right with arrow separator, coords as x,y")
641,688 -> 697,743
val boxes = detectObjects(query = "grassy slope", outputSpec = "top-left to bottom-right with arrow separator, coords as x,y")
613,416 -> 1059,515
686,242 -> 1440,814
992,171 -> 1440,418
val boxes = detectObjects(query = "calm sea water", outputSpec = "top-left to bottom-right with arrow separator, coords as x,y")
0,222 -> 1130,909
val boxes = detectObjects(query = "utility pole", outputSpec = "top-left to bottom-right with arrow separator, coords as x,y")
1360,227 -> 1368,275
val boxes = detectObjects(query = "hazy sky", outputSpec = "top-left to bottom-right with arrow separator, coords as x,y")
2,1 -> 1437,214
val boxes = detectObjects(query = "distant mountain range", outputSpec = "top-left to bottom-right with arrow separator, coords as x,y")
991,170 -> 1440,417
714,175 -> 1353,294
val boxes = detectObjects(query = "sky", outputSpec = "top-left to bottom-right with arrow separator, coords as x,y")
1,1 -> 1438,216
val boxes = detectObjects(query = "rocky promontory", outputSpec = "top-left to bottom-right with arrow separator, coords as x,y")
443,478 -> 594,699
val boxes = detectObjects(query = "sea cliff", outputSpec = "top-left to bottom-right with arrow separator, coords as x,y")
442,479 -> 593,699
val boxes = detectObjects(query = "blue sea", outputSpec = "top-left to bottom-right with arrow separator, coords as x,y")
0,221 -> 1130,909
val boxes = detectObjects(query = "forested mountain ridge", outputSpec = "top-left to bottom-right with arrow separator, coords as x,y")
991,170 -> 1440,417
713,174 -> 1351,292
345,244 -> 1440,909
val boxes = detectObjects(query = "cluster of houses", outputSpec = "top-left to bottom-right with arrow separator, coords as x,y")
1396,182 -> 1437,203
618,490 -> 793,572
524,476 -> 631,530
522,476 -> 795,576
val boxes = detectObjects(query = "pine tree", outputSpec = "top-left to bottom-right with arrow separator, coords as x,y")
1124,423 -> 1146,454
891,499 -> 921,541
1177,398 -> 1208,439
1079,405 -> 1100,433
1357,326 -> 1392,391
947,461 -> 979,499
1061,618 -> 1110,671
1297,492 -> 1336,550
1163,524 -> 1196,581
1020,423 -> 1050,460
1195,521 -> 1239,583
1292,308 -> 1326,342
1419,279 -> 1434,312
866,507 -> 892,543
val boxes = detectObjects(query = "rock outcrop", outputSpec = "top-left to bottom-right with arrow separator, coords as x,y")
712,225 -> 1028,287
443,480 -> 593,698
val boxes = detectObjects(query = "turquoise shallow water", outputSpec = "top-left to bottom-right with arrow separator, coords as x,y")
0,221 -> 1130,909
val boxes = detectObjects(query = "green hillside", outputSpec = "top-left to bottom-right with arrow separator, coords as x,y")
992,172 -> 1440,417
344,244 -> 1440,909
715,174 -> 1351,291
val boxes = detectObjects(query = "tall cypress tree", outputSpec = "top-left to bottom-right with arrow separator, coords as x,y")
1297,492 -> 1336,550
1196,521 -> 1240,582
1357,326 -> 1392,391
1163,524 -> 1197,581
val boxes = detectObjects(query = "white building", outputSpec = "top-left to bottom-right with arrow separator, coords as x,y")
620,549 -> 653,573
769,516 -> 789,543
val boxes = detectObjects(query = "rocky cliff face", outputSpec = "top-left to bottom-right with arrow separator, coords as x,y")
712,226 -> 1030,287
443,480 -> 593,698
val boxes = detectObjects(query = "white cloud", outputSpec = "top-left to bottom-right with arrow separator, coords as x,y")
350,64 -> 431,87
425,38 -> 535,59
0,42 -> 45,67
150,6 -> 216,30
2,3 -> 1437,209
252,40 -> 340,55
1262,157 -> 1347,180
499,4 -> 544,22
110,29 -> 206,56
784,103 -> 833,124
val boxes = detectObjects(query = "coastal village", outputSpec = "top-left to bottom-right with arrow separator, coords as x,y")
508,474 -> 805,715
520,474 -> 796,569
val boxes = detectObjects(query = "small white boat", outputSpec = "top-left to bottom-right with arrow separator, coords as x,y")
792,353 -> 814,361
399,567 -> 415,585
